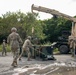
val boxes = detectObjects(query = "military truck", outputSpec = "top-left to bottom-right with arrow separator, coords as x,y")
55,30 -> 71,54
31,4 -> 76,55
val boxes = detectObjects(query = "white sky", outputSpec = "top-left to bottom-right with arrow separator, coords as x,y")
0,0 -> 76,20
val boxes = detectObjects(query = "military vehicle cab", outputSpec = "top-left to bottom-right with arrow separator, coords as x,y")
55,30 -> 71,54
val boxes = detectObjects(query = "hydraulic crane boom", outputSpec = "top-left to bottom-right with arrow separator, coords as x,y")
31,4 -> 76,56
31,4 -> 76,22
31,4 -> 76,37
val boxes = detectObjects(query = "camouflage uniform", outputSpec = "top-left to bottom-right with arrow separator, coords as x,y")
68,35 -> 76,57
22,36 -> 34,61
7,27 -> 23,67
68,35 -> 74,49
2,39 -> 7,56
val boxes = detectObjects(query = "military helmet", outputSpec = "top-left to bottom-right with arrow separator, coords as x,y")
11,27 -> 17,32
27,36 -> 31,39
3,39 -> 5,41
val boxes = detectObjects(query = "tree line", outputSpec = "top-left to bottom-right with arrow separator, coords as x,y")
0,11 -> 74,44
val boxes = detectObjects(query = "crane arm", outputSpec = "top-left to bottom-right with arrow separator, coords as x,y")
31,4 -> 76,22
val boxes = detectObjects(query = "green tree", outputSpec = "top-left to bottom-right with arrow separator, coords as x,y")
0,11 -> 45,43
42,17 -> 72,42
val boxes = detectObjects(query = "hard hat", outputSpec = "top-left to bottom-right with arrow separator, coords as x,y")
11,27 -> 17,32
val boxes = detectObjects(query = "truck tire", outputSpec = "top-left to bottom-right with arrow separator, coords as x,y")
59,45 -> 69,54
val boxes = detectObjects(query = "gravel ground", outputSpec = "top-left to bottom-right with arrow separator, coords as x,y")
0,52 -> 76,75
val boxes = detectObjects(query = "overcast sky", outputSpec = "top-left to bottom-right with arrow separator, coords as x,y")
0,0 -> 76,20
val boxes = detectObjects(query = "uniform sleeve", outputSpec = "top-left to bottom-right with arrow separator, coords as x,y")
18,34 -> 23,44
28,40 -> 33,48
7,35 -> 10,44
22,40 -> 26,49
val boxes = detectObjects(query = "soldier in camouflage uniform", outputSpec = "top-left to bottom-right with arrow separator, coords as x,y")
7,27 -> 23,67
22,36 -> 34,61
68,35 -> 76,57
2,39 -> 7,56
68,35 -> 74,49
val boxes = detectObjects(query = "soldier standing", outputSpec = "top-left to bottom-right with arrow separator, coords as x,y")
21,36 -> 34,61
68,35 -> 75,57
7,27 -> 23,67
2,39 -> 7,56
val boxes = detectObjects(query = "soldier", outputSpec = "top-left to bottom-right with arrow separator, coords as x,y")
7,27 -> 23,67
2,39 -> 7,56
68,35 -> 74,49
22,36 -> 34,61
68,35 -> 76,57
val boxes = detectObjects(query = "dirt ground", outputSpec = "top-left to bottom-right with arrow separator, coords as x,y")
0,52 -> 76,75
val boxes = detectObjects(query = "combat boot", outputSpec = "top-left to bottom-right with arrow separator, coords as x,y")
19,58 -> 21,61
13,60 -> 18,67
11,62 -> 14,66
11,61 -> 18,67
27,58 -> 32,61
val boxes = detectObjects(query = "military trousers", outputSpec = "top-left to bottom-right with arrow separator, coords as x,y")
2,47 -> 7,55
11,47 -> 19,63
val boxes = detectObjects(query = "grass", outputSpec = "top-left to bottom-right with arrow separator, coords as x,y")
53,48 -> 60,54
0,44 -> 11,52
